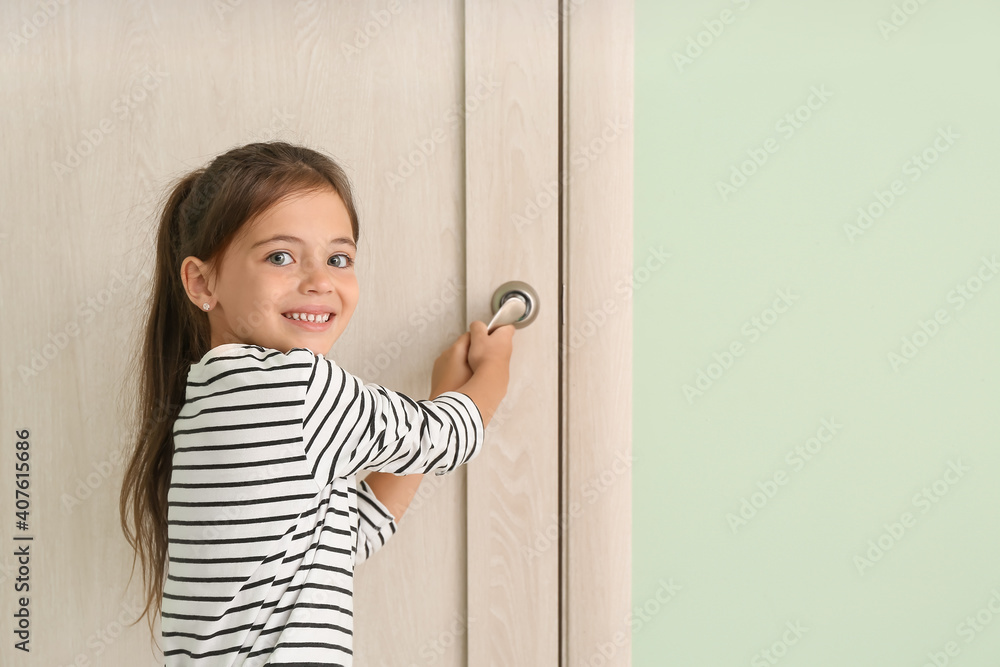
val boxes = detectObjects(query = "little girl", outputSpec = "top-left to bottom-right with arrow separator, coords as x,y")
118,141 -> 515,666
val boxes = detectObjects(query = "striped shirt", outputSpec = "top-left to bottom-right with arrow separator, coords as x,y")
161,343 -> 484,666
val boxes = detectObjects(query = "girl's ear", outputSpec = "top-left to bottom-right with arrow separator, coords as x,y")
180,256 -> 215,307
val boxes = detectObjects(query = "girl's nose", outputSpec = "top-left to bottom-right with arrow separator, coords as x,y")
300,256 -> 334,291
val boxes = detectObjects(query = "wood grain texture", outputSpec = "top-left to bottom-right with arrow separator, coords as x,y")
465,1 -> 561,666
1,0 -> 632,664
565,0 -> 635,665
0,1 -> 474,665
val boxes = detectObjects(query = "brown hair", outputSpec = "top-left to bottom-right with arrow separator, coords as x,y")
117,141 -> 361,648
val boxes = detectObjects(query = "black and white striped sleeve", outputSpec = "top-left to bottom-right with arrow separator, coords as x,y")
354,477 -> 397,565
298,350 -> 485,483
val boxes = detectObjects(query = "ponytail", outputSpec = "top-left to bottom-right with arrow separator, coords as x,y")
117,169 -> 209,651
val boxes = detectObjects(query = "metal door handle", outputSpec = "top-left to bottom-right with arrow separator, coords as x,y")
486,280 -> 539,333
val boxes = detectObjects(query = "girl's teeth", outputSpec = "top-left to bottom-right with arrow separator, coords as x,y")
284,312 -> 330,322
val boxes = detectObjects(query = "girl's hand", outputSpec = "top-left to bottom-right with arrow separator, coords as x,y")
430,330 -> 473,398
467,320 -> 514,373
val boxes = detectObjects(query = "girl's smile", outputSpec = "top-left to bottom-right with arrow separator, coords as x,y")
282,309 -> 336,331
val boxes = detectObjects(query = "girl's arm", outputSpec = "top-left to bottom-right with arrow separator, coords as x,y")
360,385 -> 458,522
358,322 -> 512,521
361,469 -> 423,523
361,352 -> 476,522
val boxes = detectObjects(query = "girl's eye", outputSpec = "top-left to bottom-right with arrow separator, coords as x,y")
267,251 -> 355,268
267,251 -> 291,266
330,253 -> 355,268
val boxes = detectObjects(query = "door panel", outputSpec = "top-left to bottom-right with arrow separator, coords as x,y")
0,1 -> 623,665
0,1 -> 480,665
465,2 -> 561,666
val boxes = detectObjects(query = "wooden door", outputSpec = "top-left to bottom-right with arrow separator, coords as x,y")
1,1 -> 632,665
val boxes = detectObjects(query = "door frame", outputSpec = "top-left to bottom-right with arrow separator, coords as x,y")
562,1 -> 634,665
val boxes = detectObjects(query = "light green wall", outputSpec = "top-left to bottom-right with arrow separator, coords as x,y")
634,1 -> 1000,664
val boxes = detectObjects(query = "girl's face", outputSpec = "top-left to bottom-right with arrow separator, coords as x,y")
183,187 -> 359,355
